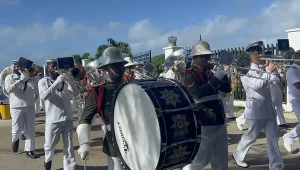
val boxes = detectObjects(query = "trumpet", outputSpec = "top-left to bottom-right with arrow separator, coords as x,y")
19,64 -> 39,89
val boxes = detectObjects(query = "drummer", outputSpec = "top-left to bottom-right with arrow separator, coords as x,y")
76,47 -> 128,170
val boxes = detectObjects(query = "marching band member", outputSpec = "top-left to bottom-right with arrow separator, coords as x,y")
232,41 -> 284,169
123,57 -> 136,81
77,47 -> 128,170
182,40 -> 231,170
283,50 -> 300,152
4,60 -> 39,158
39,59 -> 80,170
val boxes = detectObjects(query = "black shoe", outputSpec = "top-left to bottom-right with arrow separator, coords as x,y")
227,117 -> 237,120
44,161 -> 52,170
26,151 -> 39,159
21,135 -> 26,140
12,139 -> 19,153
279,124 -> 289,128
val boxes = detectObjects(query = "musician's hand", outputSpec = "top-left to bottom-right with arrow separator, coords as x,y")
266,62 -> 278,72
56,75 -> 66,83
214,69 -> 226,81
78,143 -> 90,160
20,73 -> 28,81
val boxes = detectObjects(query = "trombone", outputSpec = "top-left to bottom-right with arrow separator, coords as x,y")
19,64 -> 39,89
55,66 -> 86,88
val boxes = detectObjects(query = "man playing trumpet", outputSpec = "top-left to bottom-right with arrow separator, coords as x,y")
232,41 -> 284,169
4,59 -> 39,158
39,59 -> 80,170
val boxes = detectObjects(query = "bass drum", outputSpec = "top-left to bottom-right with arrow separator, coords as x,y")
111,79 -> 201,170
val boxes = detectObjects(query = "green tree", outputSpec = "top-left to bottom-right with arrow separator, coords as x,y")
73,53 -> 93,66
94,38 -> 132,59
151,54 -> 165,74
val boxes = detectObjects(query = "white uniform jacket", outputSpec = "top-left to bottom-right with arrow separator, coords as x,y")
38,77 -> 80,123
286,64 -> 300,101
5,73 -> 38,108
241,63 -> 275,120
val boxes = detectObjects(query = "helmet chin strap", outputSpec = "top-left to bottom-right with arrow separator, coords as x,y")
108,66 -> 121,77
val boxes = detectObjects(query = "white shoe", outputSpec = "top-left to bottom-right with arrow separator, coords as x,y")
228,136 -> 231,141
283,138 -> 292,152
232,153 -> 249,168
236,121 -> 243,131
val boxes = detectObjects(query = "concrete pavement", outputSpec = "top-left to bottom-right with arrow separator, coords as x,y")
0,108 -> 299,170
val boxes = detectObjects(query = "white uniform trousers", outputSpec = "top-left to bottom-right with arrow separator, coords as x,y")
11,106 -> 36,151
222,94 -> 234,118
283,100 -> 300,145
44,120 -> 76,170
234,119 -> 284,170
182,124 -> 228,170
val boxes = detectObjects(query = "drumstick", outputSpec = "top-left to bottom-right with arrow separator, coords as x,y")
84,158 -> 87,170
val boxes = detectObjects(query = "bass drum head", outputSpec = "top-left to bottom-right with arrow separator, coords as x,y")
112,83 -> 161,170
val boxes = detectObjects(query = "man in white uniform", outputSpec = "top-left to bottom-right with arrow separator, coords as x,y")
232,41 -> 284,170
5,60 -> 39,158
39,59 -> 80,170
283,50 -> 300,152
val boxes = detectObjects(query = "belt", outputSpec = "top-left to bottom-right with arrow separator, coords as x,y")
194,95 -> 219,103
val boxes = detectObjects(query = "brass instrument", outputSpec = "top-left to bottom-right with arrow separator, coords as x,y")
55,65 -> 86,88
209,50 -> 277,81
19,64 -> 39,89
163,48 -> 188,81
0,65 -> 13,98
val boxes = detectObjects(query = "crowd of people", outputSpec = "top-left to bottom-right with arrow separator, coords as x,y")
1,38 -> 300,170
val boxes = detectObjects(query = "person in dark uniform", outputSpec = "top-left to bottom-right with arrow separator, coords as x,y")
76,47 -> 128,170
182,40 -> 231,170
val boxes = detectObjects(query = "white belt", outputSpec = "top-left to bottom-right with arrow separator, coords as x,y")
194,95 -> 219,103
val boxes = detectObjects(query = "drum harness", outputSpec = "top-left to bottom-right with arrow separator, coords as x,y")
85,83 -> 112,132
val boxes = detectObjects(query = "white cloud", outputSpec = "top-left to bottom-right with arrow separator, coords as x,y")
128,0 -> 300,54
0,17 -> 102,47
0,17 -> 121,71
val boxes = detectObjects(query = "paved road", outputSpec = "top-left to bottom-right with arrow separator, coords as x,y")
0,109 -> 299,170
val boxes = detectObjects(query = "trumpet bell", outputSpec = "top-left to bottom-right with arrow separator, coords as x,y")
70,65 -> 86,80
27,64 -> 40,77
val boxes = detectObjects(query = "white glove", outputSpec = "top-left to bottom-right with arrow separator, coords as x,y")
78,143 -> 90,160
76,124 -> 91,160
214,69 -> 227,81
55,75 -> 66,84
20,73 -> 28,81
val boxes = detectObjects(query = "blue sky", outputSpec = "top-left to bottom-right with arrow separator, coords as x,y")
0,0 -> 299,70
